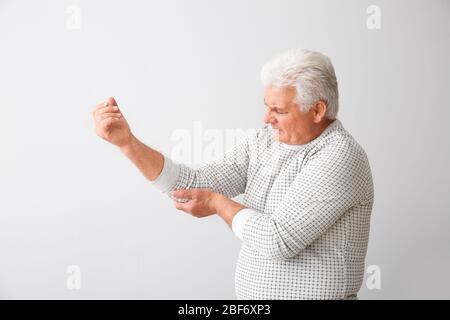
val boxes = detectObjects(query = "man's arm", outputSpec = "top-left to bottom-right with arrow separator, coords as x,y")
120,133 -> 165,182
213,193 -> 247,226
229,140 -> 372,261
93,97 -> 258,200
150,127 -> 262,200
92,97 -> 166,182
170,189 -> 247,225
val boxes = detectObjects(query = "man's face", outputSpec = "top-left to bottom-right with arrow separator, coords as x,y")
263,85 -> 317,144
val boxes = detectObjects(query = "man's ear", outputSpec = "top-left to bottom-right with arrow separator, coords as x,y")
311,101 -> 327,123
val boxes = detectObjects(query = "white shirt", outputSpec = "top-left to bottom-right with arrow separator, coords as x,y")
151,120 -> 374,300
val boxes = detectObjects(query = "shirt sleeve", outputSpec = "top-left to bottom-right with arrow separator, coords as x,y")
231,208 -> 259,240
238,140 -> 372,261
152,128 -> 261,200
151,155 -> 181,195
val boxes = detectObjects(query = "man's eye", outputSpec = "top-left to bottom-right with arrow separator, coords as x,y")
266,105 -> 287,114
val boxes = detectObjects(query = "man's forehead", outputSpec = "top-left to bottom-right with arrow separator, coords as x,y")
265,87 -> 297,104
264,97 -> 294,109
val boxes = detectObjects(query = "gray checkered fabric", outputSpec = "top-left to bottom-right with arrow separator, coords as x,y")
163,119 -> 373,299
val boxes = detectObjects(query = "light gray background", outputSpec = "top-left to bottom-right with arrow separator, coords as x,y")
0,0 -> 449,299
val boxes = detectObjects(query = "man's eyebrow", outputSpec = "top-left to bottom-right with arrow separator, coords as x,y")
263,99 -> 277,107
264,99 -> 287,111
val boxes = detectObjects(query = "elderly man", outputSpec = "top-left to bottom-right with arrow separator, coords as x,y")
92,48 -> 374,300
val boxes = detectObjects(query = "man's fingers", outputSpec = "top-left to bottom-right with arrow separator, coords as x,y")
99,106 -> 121,114
106,97 -> 117,106
98,112 -> 122,122
173,200 -> 192,213
92,102 -> 108,115
91,97 -> 119,116
101,112 -> 122,117
172,189 -> 194,198
94,106 -> 121,120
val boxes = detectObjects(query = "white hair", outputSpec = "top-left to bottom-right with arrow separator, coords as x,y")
261,48 -> 339,120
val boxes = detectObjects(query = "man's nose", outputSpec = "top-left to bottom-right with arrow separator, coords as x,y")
264,111 -> 273,124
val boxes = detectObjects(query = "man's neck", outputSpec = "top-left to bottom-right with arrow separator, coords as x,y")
290,119 -> 334,145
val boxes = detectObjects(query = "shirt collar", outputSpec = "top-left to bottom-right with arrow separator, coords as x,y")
276,119 -> 342,150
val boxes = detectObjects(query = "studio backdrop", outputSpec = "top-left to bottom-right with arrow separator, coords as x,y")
0,0 -> 449,299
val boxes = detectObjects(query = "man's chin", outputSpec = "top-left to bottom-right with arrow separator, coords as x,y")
271,129 -> 284,142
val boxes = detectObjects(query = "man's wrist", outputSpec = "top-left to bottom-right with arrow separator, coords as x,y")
211,192 -> 225,213
120,134 -> 139,157
212,193 -> 247,227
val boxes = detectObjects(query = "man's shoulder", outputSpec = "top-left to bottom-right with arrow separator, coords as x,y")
309,122 -> 369,164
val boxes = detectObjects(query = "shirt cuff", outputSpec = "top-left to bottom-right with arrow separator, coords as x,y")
231,208 -> 258,241
151,155 -> 180,194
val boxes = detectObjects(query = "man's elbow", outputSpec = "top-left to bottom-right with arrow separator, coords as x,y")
263,235 -> 306,261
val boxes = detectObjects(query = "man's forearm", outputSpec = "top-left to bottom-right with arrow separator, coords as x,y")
120,134 -> 164,181
213,193 -> 247,227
